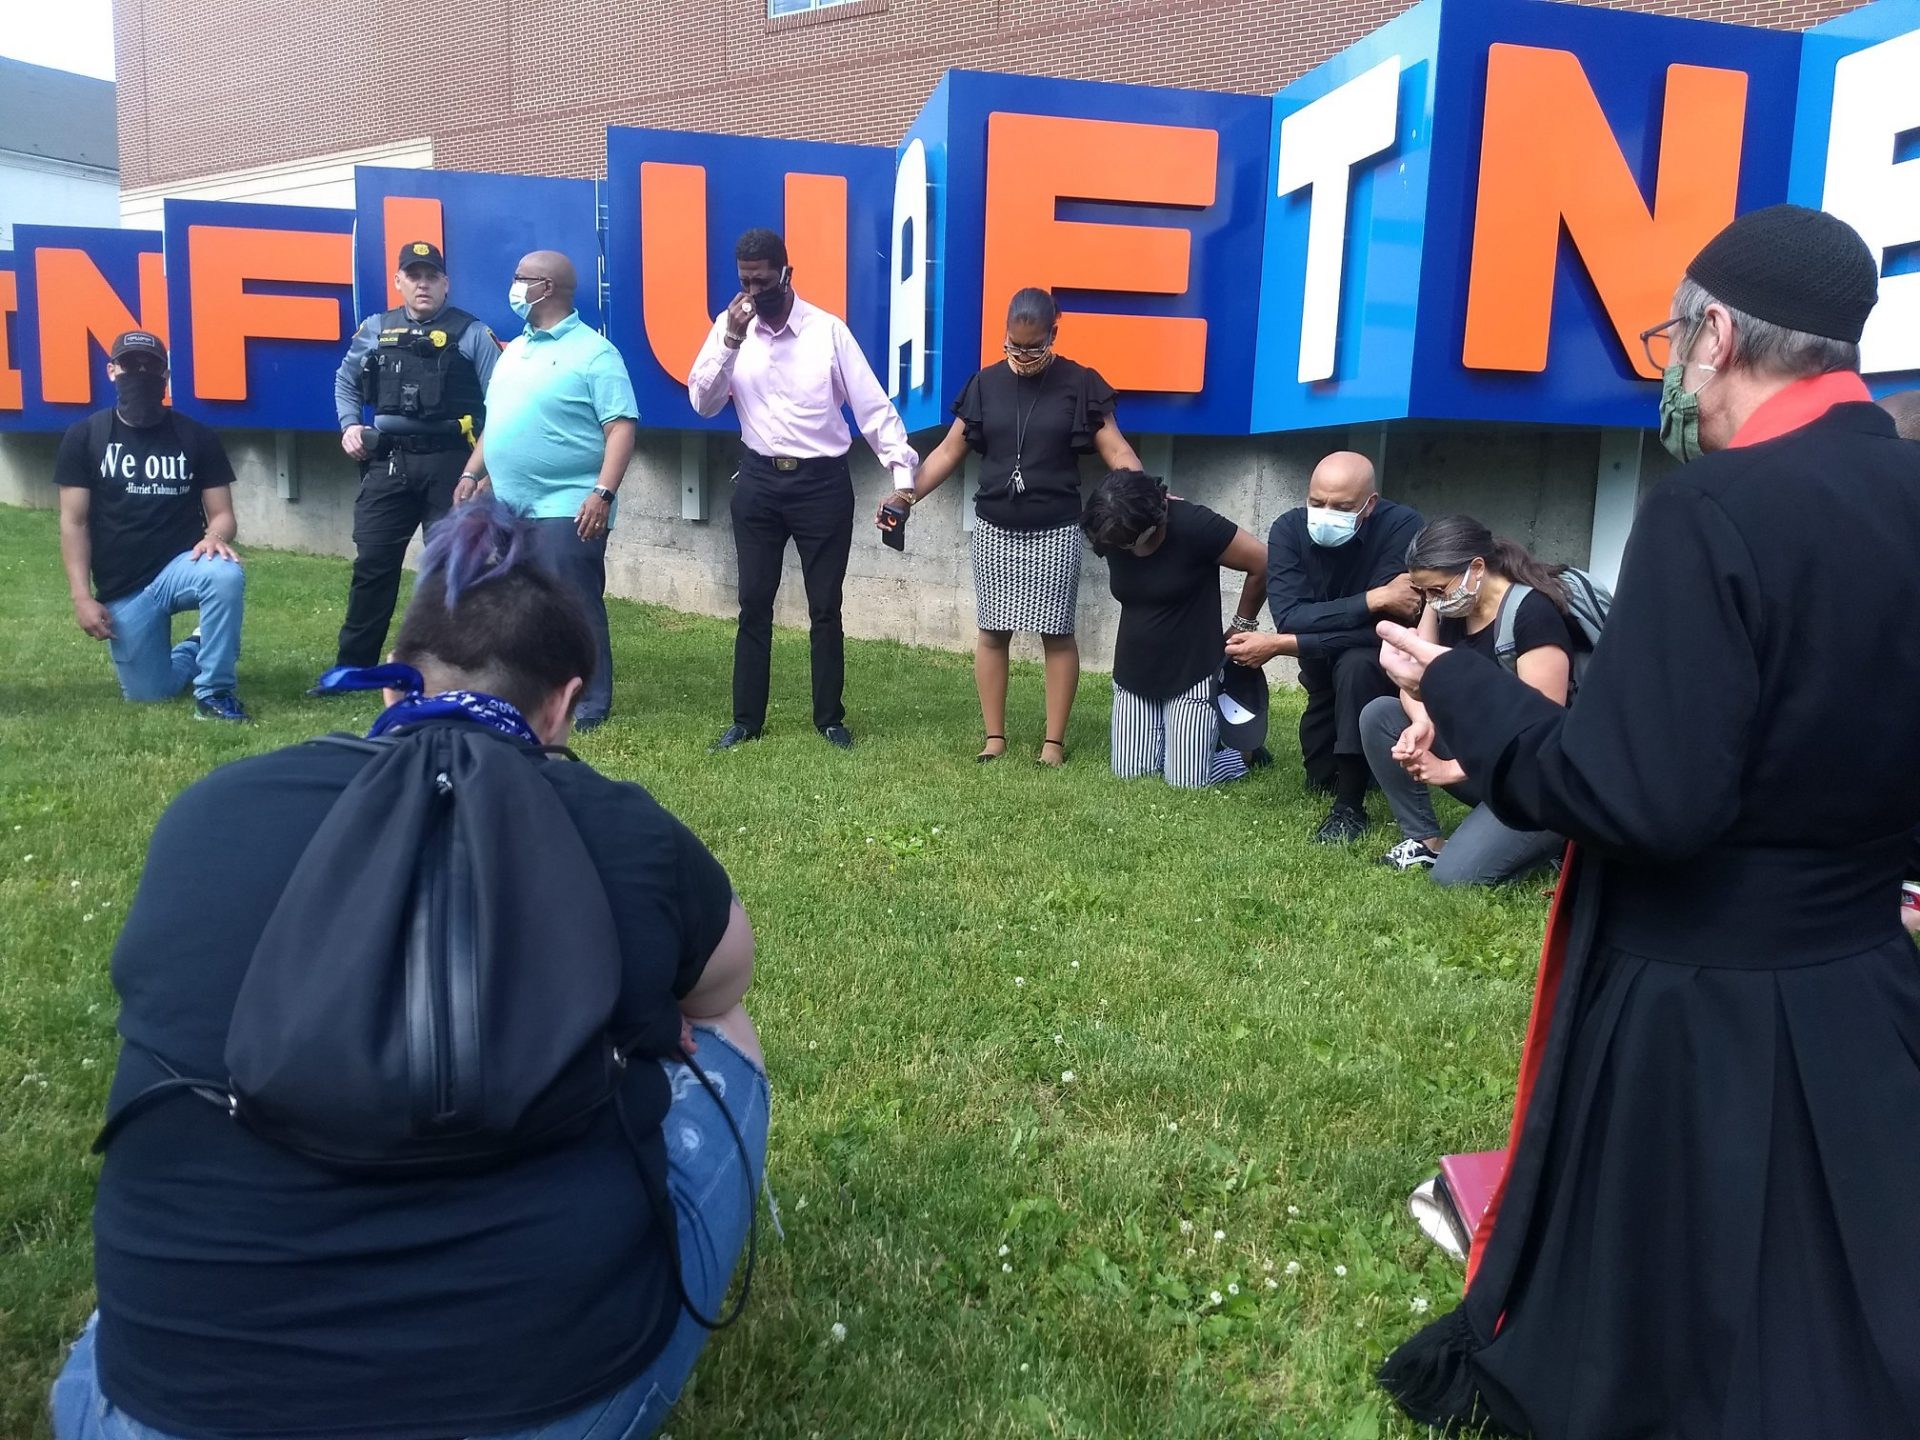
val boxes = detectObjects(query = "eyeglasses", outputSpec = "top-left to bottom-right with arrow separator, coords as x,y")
510,273 -> 551,287
1003,341 -> 1052,360
1639,315 -> 1699,372
1412,573 -> 1470,603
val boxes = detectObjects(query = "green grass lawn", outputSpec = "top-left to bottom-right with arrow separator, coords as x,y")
0,502 -> 1537,1439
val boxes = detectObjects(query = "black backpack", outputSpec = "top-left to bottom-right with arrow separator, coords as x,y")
96,724 -> 754,1326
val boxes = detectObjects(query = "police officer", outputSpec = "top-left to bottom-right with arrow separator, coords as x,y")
323,241 -> 498,673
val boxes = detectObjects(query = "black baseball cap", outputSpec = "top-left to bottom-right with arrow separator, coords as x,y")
396,240 -> 446,273
1216,663 -> 1270,750
109,330 -> 167,364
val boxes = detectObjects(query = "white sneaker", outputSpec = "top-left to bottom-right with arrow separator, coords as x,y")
1379,837 -> 1441,872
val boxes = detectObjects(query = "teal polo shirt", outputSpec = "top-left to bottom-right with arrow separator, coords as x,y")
484,311 -> 638,519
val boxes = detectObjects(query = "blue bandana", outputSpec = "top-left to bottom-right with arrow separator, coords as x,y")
310,664 -> 542,747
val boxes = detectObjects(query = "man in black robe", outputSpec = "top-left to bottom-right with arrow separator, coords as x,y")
1375,205 -> 1920,1439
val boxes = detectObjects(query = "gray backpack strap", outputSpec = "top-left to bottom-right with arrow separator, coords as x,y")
1492,583 -> 1534,673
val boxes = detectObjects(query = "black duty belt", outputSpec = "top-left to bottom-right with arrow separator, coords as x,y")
379,432 -> 466,455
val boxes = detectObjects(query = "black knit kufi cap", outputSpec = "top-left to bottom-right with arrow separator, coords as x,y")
1685,204 -> 1879,344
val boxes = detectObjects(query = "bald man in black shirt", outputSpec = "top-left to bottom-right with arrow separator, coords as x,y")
1226,451 -> 1422,843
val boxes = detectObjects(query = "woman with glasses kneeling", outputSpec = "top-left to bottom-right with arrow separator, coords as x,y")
1360,514 -> 1572,885
879,288 -> 1141,765
1083,469 -> 1268,787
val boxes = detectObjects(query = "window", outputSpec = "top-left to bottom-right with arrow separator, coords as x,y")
768,0 -> 854,15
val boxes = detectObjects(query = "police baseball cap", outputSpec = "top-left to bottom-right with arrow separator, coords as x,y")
397,241 -> 446,273
1216,662 -> 1270,750
108,330 -> 167,363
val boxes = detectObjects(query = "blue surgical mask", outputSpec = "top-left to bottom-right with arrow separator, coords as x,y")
1306,505 -> 1362,548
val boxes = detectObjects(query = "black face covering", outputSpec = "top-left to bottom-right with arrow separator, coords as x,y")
114,371 -> 168,427
751,282 -> 789,320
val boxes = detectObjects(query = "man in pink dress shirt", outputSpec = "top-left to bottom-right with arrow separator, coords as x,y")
689,228 -> 918,752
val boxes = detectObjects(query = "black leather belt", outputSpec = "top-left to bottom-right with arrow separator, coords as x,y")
740,449 -> 849,480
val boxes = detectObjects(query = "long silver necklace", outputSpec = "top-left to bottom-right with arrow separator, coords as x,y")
1008,363 -> 1051,496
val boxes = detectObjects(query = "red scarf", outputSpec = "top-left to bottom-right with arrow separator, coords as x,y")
1728,370 -> 1871,449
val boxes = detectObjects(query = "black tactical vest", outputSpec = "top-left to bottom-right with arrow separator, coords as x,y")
359,307 -> 488,433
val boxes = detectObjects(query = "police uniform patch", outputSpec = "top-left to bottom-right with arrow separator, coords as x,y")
430,330 -> 447,347
412,243 -> 431,256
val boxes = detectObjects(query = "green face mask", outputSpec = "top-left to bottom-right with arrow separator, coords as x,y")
1657,363 -> 1703,463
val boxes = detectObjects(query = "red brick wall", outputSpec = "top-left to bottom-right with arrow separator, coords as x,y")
112,0 -> 1864,189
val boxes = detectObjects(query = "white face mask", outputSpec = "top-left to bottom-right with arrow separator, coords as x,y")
508,278 -> 547,320
1306,505 -> 1362,548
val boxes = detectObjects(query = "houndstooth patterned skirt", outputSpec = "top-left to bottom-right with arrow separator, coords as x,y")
971,516 -> 1083,635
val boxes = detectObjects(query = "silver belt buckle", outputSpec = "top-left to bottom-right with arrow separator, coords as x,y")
773,457 -> 800,473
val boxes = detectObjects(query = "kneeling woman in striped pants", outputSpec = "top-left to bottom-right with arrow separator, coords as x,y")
1083,470 -> 1269,787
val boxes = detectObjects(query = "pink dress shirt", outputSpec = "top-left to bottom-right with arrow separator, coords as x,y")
687,295 -> 918,491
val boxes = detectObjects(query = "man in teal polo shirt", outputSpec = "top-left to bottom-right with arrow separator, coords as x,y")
456,250 -> 637,729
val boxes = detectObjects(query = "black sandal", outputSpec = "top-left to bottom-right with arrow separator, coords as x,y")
977,735 -> 1007,763
1037,737 -> 1066,768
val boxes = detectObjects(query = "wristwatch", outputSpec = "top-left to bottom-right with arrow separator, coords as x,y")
591,486 -> 617,503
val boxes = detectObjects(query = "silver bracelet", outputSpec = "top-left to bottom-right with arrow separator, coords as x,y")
1230,615 -> 1260,633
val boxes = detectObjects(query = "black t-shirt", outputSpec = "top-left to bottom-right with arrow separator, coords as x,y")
53,410 -> 236,603
93,730 -> 734,1439
1105,499 -> 1240,701
955,356 -> 1115,530
1440,585 -> 1579,667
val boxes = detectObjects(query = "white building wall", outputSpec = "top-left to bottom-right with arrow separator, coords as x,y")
0,152 -> 121,248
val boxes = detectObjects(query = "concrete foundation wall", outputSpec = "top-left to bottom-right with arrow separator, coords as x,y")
0,421 -> 1625,674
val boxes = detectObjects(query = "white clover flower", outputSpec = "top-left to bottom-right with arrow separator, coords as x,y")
22,854 -> 33,862
81,1058 -> 96,1070
830,1322 -> 847,1343
1179,1219 -> 1193,1234
1185,1246 -> 1196,1256
1014,976 -> 1025,987
1265,1277 -> 1279,1289
1167,1121 -> 1179,1132
1070,960 -> 1080,969
1412,1296 -> 1431,1313
1334,1265 -> 1348,1277
1286,1205 -> 1300,1216
808,1040 -> 817,1050
1060,1070 -> 1074,1083
1002,1262 -> 1012,1273
795,1196 -> 808,1210
1228,1283 -> 1240,1296
1212,1229 -> 1225,1242
1284,1261 -> 1301,1276
1054,1034 -> 1064,1045
83,913 -> 95,923
1208,1290 -> 1223,1305
737,825 -> 747,833
865,837 -> 875,844
69,880 -> 80,889
1019,1362 -> 1029,1373
1261,1259 -> 1274,1272
931,826 -> 941,835
998,1244 -> 1010,1257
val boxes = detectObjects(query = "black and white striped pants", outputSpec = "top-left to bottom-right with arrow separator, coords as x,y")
1110,674 -> 1251,789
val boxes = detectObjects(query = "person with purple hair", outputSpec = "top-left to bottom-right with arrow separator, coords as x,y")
52,499 -> 768,1440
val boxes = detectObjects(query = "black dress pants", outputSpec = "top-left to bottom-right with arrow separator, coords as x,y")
1295,645 -> 1397,790
730,451 -> 854,732
335,443 -> 466,668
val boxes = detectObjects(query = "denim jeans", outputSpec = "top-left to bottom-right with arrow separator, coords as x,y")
522,517 -> 614,724
102,551 -> 245,702
50,1025 -> 770,1440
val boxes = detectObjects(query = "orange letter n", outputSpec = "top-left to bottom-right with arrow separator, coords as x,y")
37,248 -> 169,405
1462,46 -> 1748,379
187,225 -> 352,402
981,113 -> 1216,393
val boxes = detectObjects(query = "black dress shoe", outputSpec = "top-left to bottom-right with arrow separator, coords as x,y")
711,724 -> 761,751
818,724 -> 854,750
1311,802 -> 1370,846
